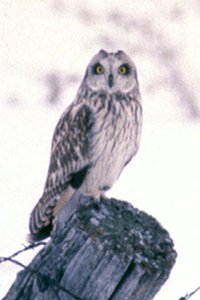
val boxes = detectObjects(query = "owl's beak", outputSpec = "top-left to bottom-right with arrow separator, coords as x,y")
108,74 -> 114,88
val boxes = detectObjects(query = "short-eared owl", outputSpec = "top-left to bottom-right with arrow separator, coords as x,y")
29,50 -> 142,241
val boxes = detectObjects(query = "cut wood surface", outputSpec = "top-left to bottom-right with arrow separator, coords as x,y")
4,194 -> 177,300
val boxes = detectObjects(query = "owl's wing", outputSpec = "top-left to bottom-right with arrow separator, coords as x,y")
29,102 -> 95,241
45,102 -> 94,194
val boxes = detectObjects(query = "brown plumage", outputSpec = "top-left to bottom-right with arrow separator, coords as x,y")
29,50 -> 142,241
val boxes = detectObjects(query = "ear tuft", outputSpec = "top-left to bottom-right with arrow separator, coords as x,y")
99,49 -> 108,57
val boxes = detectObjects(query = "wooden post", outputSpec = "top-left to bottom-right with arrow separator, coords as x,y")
3,194 -> 177,300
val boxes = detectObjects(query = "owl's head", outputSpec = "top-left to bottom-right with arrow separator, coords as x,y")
83,50 -> 138,94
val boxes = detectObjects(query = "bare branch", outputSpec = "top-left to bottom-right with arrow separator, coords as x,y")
0,242 -> 46,264
179,286 -> 200,300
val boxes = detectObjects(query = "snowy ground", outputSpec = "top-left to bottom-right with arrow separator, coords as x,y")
0,1 -> 200,299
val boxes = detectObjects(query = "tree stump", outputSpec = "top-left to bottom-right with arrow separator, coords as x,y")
3,194 -> 177,300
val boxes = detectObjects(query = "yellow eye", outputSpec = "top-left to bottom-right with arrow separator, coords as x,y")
118,65 -> 128,75
94,64 -> 105,74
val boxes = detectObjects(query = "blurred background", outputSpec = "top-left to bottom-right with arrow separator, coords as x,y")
0,1 -> 200,299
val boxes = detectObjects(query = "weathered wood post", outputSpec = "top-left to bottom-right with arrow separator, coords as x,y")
3,193 -> 177,300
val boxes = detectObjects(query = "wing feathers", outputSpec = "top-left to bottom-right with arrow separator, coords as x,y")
69,164 -> 91,189
29,103 -> 95,240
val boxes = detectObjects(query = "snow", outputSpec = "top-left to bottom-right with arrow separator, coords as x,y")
0,1 -> 200,299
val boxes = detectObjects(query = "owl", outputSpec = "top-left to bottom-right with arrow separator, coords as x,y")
29,50 -> 142,241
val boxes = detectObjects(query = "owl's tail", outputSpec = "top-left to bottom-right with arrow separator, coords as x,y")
28,186 -> 75,242
28,197 -> 55,242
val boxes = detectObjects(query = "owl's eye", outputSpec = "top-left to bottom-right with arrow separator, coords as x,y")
93,64 -> 105,74
118,64 -> 130,75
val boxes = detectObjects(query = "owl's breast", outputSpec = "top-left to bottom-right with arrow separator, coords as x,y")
82,99 -> 142,193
